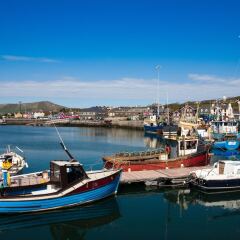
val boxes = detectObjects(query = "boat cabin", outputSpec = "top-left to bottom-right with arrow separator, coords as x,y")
50,160 -> 88,188
211,121 -> 238,134
178,138 -> 198,156
214,161 -> 240,176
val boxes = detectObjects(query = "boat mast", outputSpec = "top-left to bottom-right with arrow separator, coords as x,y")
195,101 -> 200,123
237,99 -> 240,120
155,65 -> 161,117
167,90 -> 169,124
54,125 -> 75,162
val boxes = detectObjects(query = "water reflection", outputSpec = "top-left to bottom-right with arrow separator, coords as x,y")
0,197 -> 121,239
144,133 -> 165,149
163,188 -> 240,212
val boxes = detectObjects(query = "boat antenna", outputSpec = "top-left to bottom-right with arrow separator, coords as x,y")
54,125 -> 76,162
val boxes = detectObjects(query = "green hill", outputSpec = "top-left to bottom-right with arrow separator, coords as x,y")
0,101 -> 66,114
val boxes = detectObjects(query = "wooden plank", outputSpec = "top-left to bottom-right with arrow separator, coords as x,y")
120,165 -> 210,184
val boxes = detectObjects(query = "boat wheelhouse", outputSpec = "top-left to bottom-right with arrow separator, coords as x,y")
211,121 -> 239,137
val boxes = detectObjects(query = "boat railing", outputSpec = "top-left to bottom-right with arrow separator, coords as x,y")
113,148 -> 165,158
84,162 -> 104,173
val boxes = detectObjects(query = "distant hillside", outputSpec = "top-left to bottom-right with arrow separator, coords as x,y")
0,101 -> 66,114
153,96 -> 240,112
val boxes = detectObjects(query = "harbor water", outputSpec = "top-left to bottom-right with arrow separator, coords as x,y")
0,126 -> 240,240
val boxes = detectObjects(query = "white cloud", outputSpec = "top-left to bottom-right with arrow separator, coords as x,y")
188,73 -> 240,86
0,74 -> 239,105
1,55 -> 59,63
188,73 -> 227,83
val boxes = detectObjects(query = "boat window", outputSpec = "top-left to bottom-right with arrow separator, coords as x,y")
237,169 -> 240,175
67,167 -> 85,184
186,141 -> 197,149
180,141 -> 184,150
52,164 -> 60,181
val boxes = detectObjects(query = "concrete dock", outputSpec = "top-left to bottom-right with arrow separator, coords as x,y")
120,166 -> 210,184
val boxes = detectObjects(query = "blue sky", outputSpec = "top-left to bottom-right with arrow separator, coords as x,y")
0,0 -> 240,107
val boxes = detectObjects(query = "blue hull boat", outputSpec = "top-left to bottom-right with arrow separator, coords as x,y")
0,160 -> 121,213
143,124 -> 163,134
212,149 -> 240,156
213,140 -> 240,150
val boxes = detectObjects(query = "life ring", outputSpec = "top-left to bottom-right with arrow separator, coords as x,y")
165,145 -> 171,154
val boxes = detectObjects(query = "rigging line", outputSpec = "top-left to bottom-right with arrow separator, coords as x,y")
54,124 -> 66,149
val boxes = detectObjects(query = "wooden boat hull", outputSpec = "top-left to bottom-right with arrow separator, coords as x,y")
0,170 -> 121,213
104,151 -> 209,172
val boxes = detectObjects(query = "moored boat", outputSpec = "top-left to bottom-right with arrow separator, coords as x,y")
189,160 -> 240,192
103,136 -> 210,172
0,146 -> 27,175
143,115 -> 163,134
211,121 -> 240,151
212,134 -> 240,151
0,159 -> 121,213
0,131 -> 122,213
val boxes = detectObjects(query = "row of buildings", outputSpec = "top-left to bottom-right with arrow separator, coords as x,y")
4,101 -> 240,123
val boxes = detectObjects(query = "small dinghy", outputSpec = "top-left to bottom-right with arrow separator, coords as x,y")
190,160 -> 240,193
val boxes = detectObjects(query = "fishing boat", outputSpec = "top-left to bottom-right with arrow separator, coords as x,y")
211,121 -> 240,150
143,115 -> 163,134
211,120 -> 239,138
103,136 -> 210,172
0,131 -> 122,213
213,134 -> 240,150
189,160 -> 240,192
0,146 -> 27,175
0,158 -> 121,213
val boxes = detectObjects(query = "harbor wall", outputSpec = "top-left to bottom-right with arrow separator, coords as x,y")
3,118 -> 144,130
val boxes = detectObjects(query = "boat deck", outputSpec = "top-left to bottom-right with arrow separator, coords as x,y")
120,166 -> 210,184
10,176 -> 49,187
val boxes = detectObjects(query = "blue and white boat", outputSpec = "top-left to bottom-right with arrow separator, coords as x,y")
0,159 -> 121,213
211,121 -> 240,150
211,120 -> 239,138
213,136 -> 240,150
143,115 -> 163,134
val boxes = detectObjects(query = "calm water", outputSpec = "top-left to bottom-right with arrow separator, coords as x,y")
0,126 -> 240,240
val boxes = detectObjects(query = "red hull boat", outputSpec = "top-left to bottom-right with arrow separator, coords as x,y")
103,137 -> 210,172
